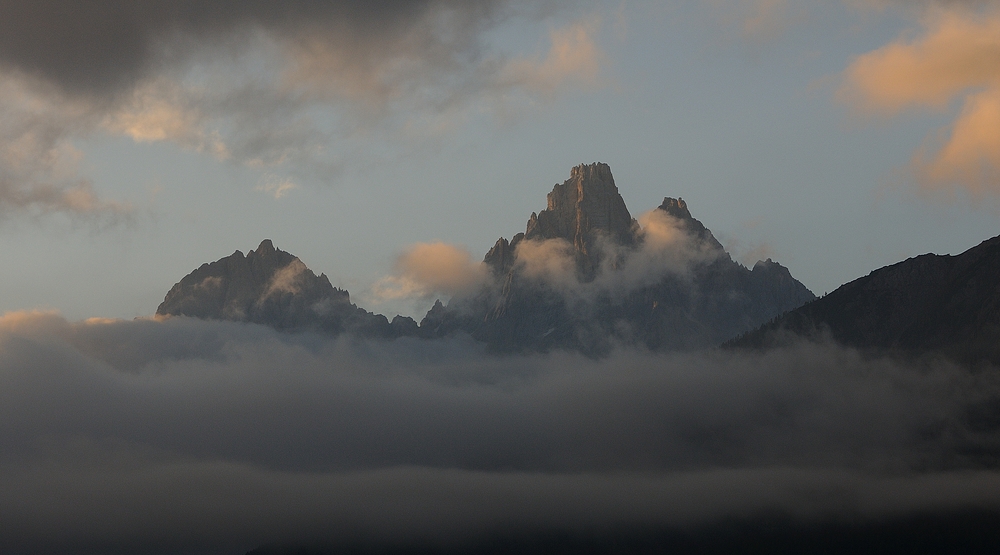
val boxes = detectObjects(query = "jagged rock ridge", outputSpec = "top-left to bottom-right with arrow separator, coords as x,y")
157,240 -> 417,337
424,163 -> 816,354
729,234 -> 1000,366
157,163 -> 816,354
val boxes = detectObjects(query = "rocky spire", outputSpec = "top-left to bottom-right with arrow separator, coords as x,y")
657,197 -> 725,252
254,239 -> 276,255
483,233 -> 524,275
658,197 -> 693,220
524,163 -> 638,270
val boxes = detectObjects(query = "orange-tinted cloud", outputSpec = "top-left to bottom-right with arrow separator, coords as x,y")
255,174 -> 299,200
373,242 -> 488,300
513,238 -> 578,287
840,7 -> 1000,196
0,2 -> 592,221
102,79 -> 229,160
915,86 -> 1000,194
497,18 -> 605,96
0,75 -> 132,222
284,14 -> 605,117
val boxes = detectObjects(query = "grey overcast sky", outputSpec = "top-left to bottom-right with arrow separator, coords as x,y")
0,0 -> 998,320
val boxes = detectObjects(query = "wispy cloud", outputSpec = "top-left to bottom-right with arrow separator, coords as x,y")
0,75 -> 132,224
509,209 -> 723,303
255,174 -> 298,199
0,1 -> 613,222
840,4 -> 1000,197
494,17 -> 606,96
373,242 -> 489,301
102,78 -> 229,159
703,0 -> 808,45
740,0 -> 803,41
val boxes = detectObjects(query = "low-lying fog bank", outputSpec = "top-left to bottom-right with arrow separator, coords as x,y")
2,311 -> 999,553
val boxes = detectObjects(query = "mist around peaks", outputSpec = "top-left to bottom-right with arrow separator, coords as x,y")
373,242 -> 488,302
155,163 -> 815,357
381,206 -> 720,304
414,163 -> 814,355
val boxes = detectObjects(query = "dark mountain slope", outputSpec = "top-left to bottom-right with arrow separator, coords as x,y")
156,239 -> 416,337
729,235 -> 1000,366
424,163 -> 815,354
155,163 -> 815,354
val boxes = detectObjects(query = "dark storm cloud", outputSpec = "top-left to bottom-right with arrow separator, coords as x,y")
2,311 -> 1000,552
0,0 -> 509,98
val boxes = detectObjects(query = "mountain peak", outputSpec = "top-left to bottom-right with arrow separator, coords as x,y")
568,161 -> 615,184
658,197 -> 692,220
255,239 -> 276,255
524,162 -> 636,262
157,163 -> 820,356
157,240 -> 405,337
656,196 -> 725,252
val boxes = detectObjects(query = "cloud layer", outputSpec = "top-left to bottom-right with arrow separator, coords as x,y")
2,310 -> 1000,551
0,1 -> 508,97
0,1 -> 607,220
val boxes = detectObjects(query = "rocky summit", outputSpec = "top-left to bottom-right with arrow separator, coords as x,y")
522,162 -> 638,275
157,163 -> 817,355
156,239 -> 415,337
424,163 -> 816,354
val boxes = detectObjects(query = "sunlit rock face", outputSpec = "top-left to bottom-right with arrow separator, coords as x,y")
427,163 -> 816,355
522,162 -> 638,276
157,240 -> 409,337
731,234 -> 1000,367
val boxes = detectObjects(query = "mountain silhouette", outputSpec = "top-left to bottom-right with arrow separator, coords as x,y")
729,235 -> 1000,366
422,163 -> 815,354
156,239 -> 418,337
157,163 -> 816,354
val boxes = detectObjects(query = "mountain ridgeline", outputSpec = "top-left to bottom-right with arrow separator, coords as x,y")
421,163 -> 815,354
156,240 -> 420,338
729,234 -> 1000,366
157,163 -> 818,354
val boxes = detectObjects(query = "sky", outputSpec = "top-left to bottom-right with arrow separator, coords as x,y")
5,3 -> 1000,552
0,0 -> 999,321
